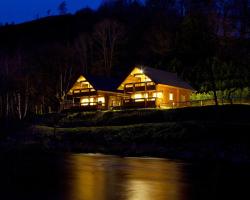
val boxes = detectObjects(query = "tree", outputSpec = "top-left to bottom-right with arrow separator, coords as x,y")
94,19 -> 125,76
74,33 -> 93,75
145,0 -> 175,11
194,57 -> 249,106
194,58 -> 220,106
58,1 -> 67,15
47,9 -> 52,16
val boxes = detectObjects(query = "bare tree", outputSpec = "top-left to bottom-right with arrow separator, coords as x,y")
94,19 -> 125,76
0,52 -> 32,120
74,33 -> 93,74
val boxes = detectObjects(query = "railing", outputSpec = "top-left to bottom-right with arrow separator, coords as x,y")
61,97 -> 250,111
61,100 -> 104,111
161,97 -> 250,109
123,97 -> 156,108
124,82 -> 156,93
72,88 -> 97,97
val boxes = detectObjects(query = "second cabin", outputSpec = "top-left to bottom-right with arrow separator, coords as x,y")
118,67 -> 194,108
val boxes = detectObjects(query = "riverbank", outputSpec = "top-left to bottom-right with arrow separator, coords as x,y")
1,105 -> 250,163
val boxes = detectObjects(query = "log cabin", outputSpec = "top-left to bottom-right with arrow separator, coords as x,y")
63,75 -> 124,110
117,67 -> 194,108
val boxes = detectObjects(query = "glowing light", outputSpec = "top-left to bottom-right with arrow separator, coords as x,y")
153,92 -> 163,99
81,98 -> 89,106
134,93 -> 145,102
77,75 -> 86,82
134,93 -> 142,99
81,97 -> 95,106
97,97 -> 105,103
169,93 -> 174,101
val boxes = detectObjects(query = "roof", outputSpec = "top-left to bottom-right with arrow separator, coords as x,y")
142,67 -> 194,90
86,75 -> 121,92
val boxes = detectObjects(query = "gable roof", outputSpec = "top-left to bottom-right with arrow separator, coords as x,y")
86,75 -> 121,92
69,74 -> 121,93
142,67 -> 194,90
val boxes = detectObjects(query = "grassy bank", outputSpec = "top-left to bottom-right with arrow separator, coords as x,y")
35,105 -> 250,127
1,105 -> 250,162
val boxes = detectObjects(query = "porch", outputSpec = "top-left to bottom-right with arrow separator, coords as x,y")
61,100 -> 105,111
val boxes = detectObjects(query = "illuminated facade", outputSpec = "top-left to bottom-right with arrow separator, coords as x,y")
64,75 -> 123,110
63,66 -> 194,110
118,67 -> 194,108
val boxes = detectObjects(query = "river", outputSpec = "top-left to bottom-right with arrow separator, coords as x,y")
0,153 -> 249,200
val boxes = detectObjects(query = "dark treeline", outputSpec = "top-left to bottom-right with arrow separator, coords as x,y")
0,0 -> 249,120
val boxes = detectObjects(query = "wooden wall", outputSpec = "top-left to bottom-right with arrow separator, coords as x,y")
156,84 -> 193,108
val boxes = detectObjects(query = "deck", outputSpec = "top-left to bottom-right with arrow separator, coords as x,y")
123,98 -> 156,108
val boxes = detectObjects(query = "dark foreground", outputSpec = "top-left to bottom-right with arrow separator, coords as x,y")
0,153 -> 250,200
0,105 -> 250,162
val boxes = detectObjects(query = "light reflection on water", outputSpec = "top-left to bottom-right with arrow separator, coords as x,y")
1,153 -> 249,200
64,154 -> 188,200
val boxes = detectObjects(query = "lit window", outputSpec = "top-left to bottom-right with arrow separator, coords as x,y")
81,98 -> 89,106
81,97 -> 95,106
135,98 -> 145,102
134,93 -> 142,99
126,84 -> 133,88
97,97 -> 105,103
153,92 -> 163,98
169,93 -> 174,101
181,95 -> 186,102
133,93 -> 146,102
80,82 -> 89,88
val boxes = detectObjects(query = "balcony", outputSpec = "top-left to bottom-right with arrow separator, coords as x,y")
72,88 -> 97,97
123,97 -> 156,108
61,101 -> 104,111
124,82 -> 156,93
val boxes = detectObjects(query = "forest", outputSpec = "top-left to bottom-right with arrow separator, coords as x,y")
0,0 -> 249,120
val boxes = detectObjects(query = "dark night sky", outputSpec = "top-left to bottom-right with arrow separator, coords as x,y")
0,0 -> 102,24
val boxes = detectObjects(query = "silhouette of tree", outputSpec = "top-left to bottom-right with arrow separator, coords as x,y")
58,1 -> 67,15
94,19 -> 125,76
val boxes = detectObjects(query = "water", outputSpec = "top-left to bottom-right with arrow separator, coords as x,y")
0,153 -> 249,200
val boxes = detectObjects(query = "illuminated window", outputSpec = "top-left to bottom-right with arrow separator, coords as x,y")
134,93 -> 142,99
81,98 -> 89,106
81,97 -> 95,106
153,92 -> 163,98
169,93 -> 174,101
181,95 -> 186,102
134,93 -> 144,102
147,82 -> 155,86
144,93 -> 148,98
80,82 -> 89,88
125,84 -> 133,88
97,97 -> 105,104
